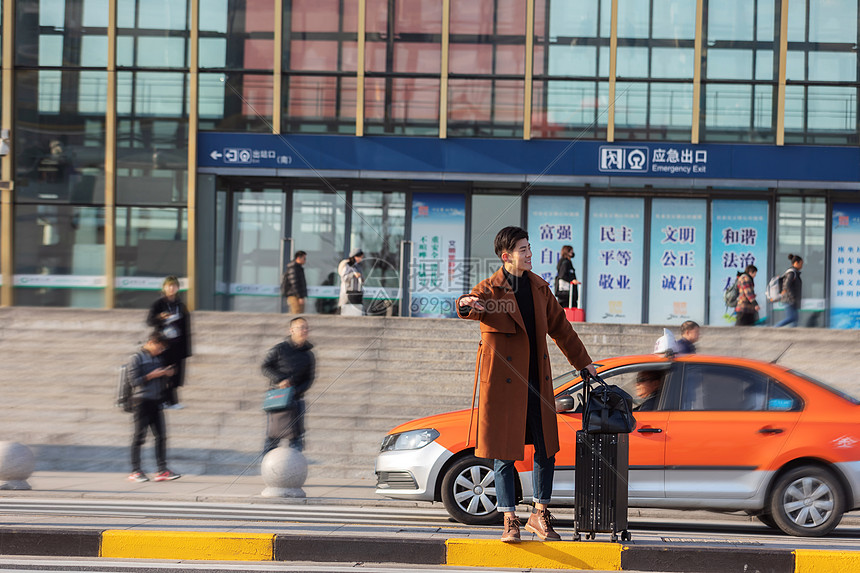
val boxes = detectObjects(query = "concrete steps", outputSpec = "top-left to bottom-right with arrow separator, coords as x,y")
2,306 -> 859,478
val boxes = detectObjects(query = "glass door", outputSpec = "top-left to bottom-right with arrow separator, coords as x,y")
291,189 -> 347,315
216,185 -> 285,312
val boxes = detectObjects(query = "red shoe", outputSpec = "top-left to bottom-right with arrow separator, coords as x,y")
127,471 -> 149,483
153,469 -> 181,481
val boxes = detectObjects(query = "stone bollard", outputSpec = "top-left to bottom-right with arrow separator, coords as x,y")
261,446 -> 307,498
0,441 -> 35,490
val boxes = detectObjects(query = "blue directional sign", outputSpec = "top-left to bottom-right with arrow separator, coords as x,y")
198,132 -> 860,183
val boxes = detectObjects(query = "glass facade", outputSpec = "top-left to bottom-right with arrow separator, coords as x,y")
700,0 -> 779,143
785,0 -> 859,144
1,0 -> 859,328
282,0 -> 358,133
199,0 -> 275,131
532,0 -> 610,139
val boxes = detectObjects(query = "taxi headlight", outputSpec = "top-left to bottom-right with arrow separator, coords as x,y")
380,429 -> 440,452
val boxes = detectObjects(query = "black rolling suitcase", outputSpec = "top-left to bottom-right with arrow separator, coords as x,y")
573,370 -> 634,542
573,431 -> 630,541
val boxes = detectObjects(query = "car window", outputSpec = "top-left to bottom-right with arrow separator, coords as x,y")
552,363 -> 604,391
679,364 -> 770,411
788,369 -> 860,405
556,363 -> 673,411
767,382 -> 802,411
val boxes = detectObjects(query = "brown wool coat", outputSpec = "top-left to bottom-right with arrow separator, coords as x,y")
457,267 -> 593,461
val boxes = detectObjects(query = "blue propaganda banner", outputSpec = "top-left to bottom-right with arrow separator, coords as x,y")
709,200 -> 769,326
649,199 -> 707,324
410,193 -> 466,318
830,203 -> 860,329
528,196 -> 586,304
586,197 -> 644,324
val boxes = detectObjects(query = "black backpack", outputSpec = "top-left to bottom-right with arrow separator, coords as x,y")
115,355 -> 137,413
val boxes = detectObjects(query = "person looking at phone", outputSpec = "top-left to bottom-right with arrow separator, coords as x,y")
127,332 -> 181,483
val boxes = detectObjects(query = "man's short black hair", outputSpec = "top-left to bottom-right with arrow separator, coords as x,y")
295,250 -> 307,259
290,316 -> 308,327
494,226 -> 529,259
680,320 -> 699,334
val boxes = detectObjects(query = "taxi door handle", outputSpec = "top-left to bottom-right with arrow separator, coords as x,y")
637,427 -> 663,434
758,427 -> 784,435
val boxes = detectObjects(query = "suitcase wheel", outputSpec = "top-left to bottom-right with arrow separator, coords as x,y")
621,530 -> 632,541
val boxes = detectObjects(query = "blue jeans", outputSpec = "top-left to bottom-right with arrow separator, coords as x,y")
493,416 -> 555,513
775,305 -> 799,327
494,449 -> 555,512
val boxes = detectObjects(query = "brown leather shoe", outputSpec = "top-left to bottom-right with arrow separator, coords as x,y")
501,515 -> 521,543
524,507 -> 561,541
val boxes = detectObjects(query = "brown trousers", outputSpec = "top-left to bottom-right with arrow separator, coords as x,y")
287,296 -> 305,314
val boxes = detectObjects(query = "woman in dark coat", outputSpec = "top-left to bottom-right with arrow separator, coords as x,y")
554,245 -> 579,308
146,276 -> 192,408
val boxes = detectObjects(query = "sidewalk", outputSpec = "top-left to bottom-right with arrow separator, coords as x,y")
1,470 -> 859,572
1,471 -> 388,506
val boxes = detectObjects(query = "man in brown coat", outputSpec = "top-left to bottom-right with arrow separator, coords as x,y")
458,226 -> 596,543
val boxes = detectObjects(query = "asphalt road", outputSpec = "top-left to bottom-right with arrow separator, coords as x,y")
2,498 -> 859,552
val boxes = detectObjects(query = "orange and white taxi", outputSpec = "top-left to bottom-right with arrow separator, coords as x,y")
375,354 -> 860,537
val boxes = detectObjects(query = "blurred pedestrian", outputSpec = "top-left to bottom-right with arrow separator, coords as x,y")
146,276 -> 192,409
261,317 -> 316,456
554,245 -> 579,308
128,332 -> 181,482
735,265 -> 760,327
775,254 -> 803,327
338,248 -> 364,316
281,250 -> 308,314
676,321 -> 699,354
316,272 -> 339,315
457,226 -> 597,544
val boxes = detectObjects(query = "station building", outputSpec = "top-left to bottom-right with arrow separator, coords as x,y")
1,0 -> 860,328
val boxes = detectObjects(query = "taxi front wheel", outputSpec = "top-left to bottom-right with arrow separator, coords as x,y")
440,455 -> 503,525
769,465 -> 845,537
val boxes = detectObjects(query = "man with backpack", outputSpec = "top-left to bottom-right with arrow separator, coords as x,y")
774,254 -> 804,327
127,332 -> 181,483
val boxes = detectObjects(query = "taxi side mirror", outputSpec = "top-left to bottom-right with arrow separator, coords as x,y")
555,395 -> 574,413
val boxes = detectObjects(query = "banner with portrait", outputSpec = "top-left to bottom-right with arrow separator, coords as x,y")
830,203 -> 860,329
709,200 -> 769,326
410,192 -> 466,318
586,197 -> 644,324
527,195 -> 586,304
648,199 -> 707,324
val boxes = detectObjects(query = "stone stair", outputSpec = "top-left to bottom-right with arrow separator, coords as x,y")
1,307 -> 859,480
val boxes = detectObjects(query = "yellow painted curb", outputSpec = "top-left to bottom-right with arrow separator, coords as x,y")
445,539 -> 623,570
100,530 -> 275,561
795,549 -> 860,573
